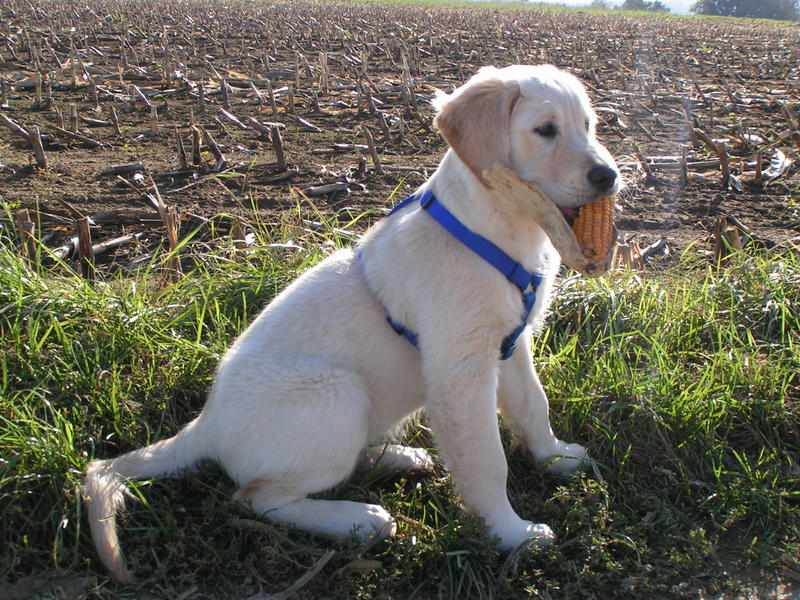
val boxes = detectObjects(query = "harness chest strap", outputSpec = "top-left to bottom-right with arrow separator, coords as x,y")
360,190 -> 543,361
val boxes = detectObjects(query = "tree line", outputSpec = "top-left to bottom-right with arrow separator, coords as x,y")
589,0 -> 799,20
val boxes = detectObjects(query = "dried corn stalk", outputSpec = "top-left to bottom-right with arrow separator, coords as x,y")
482,166 -> 616,277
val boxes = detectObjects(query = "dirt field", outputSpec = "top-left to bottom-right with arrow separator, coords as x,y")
2,3 -> 800,597
1,0 -> 799,271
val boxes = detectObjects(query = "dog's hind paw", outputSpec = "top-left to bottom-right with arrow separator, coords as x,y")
542,442 -> 589,477
361,444 -> 435,473
491,519 -> 556,551
391,446 -> 434,472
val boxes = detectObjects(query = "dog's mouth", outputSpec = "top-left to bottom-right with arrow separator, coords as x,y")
558,206 -> 579,227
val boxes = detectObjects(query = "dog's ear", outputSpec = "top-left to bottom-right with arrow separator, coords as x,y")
433,72 -> 521,185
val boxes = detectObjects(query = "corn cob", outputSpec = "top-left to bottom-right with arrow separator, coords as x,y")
572,196 -> 615,261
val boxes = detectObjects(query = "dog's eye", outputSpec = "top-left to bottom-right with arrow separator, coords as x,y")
534,122 -> 558,138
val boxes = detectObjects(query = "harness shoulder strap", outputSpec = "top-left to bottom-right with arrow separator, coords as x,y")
423,196 -> 533,294
384,189 -> 433,218
366,190 -> 544,360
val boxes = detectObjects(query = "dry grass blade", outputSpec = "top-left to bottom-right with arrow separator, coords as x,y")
245,550 -> 335,600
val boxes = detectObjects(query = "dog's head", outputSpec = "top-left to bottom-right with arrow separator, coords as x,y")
433,65 -> 620,222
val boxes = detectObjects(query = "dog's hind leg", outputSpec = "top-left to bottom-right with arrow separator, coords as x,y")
243,487 -> 397,540
220,361 -> 396,540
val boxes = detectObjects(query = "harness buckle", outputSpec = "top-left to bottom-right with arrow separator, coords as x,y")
420,191 -> 435,210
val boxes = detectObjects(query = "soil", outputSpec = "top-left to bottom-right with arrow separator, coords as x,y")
1,0 -> 799,271
1,3 -> 800,597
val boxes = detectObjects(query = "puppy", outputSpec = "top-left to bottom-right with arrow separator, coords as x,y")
84,64 -> 620,582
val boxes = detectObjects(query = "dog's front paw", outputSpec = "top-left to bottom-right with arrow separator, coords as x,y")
543,442 -> 589,477
490,518 -> 556,551
352,504 -> 397,540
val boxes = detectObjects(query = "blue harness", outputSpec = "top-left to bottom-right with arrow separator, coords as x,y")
360,189 -> 543,361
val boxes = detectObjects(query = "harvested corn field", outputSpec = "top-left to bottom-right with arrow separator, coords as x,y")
1,1 -> 799,599
0,0 -> 799,272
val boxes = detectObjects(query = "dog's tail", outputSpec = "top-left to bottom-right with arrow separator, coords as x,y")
83,416 -> 207,582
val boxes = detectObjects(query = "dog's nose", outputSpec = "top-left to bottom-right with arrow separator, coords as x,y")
587,165 -> 618,193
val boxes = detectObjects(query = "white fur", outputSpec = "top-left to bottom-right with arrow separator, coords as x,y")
84,64 -> 620,582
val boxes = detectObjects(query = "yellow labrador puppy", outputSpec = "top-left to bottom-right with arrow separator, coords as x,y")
85,64 -> 620,582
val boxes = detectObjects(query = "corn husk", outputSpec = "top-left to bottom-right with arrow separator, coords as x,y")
483,166 -> 616,278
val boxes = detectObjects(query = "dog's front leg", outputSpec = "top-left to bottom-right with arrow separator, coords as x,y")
497,331 -> 588,476
423,351 -> 555,550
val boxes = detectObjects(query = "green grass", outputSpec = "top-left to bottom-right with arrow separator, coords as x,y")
1,208 -> 798,598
